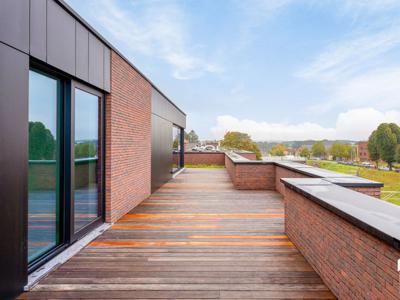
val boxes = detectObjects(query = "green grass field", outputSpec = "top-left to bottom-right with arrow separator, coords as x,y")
184,164 -> 225,168
307,160 -> 400,206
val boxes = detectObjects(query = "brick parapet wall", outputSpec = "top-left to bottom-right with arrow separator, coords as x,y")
284,188 -> 400,300
185,152 -> 225,166
225,156 -> 275,190
234,152 -> 257,160
350,186 -> 381,198
105,50 -> 152,223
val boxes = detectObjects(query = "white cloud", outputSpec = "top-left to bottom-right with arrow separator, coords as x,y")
211,108 -> 400,141
297,26 -> 400,81
90,0 -> 221,80
309,67 -> 400,113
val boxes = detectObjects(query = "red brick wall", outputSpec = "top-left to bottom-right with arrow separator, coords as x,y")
284,188 -> 400,300
350,186 -> 381,198
185,152 -> 225,166
275,166 -> 308,195
105,51 -> 152,223
225,156 -> 275,190
234,152 -> 257,160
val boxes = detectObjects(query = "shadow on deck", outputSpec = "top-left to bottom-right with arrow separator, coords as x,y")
19,168 -> 335,299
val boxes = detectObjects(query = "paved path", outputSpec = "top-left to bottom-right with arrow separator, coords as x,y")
19,168 -> 335,299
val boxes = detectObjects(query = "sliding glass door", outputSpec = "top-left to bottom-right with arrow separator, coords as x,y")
28,70 -> 61,263
72,85 -> 103,236
28,67 -> 104,269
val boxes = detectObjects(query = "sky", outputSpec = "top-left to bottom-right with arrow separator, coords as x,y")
66,0 -> 400,141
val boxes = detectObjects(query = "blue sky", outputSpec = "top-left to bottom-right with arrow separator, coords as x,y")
66,0 -> 400,141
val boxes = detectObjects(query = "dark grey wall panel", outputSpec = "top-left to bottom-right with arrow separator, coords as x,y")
151,114 -> 173,192
104,47 -> 111,92
76,22 -> 89,81
89,33 -> 104,88
0,0 -> 29,53
152,88 -> 186,128
47,0 -> 76,75
0,43 -> 29,299
29,0 -> 47,61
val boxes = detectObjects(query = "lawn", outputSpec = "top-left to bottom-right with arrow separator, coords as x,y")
184,164 -> 225,168
307,160 -> 400,206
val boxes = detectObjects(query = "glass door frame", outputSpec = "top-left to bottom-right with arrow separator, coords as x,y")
70,80 -> 105,242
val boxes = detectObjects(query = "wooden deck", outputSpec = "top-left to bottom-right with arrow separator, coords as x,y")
20,168 -> 335,299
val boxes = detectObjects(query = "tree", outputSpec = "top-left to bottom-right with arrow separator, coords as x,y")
368,130 -> 380,167
270,144 -> 286,156
330,143 -> 351,161
311,141 -> 326,158
29,121 -> 56,160
184,130 -> 199,143
75,143 -> 97,158
396,144 -> 400,163
220,131 -> 262,160
376,123 -> 398,170
299,147 -> 310,159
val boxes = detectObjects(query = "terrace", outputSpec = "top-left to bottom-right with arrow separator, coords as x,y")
19,152 -> 400,299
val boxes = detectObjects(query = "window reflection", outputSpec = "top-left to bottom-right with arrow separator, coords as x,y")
28,70 -> 60,263
172,126 -> 182,172
74,88 -> 100,232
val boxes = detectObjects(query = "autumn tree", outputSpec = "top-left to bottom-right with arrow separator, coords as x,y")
299,147 -> 310,158
311,141 -> 326,158
220,131 -> 262,160
270,144 -> 286,156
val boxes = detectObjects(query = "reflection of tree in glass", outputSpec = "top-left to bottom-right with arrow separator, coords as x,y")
173,135 -> 180,149
29,121 -> 56,160
75,143 -> 97,158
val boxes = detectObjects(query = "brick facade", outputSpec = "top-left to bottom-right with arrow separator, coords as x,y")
105,51 -> 152,223
184,152 -> 225,166
225,156 -> 275,190
284,188 -> 400,300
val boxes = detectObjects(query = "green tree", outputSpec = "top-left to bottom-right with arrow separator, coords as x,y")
299,147 -> 310,158
185,130 -> 199,143
220,131 -> 262,160
376,123 -> 398,170
330,143 -> 352,160
396,144 -> 400,163
75,143 -> 97,158
367,130 -> 380,167
311,141 -> 326,158
270,144 -> 286,156
29,121 -> 56,160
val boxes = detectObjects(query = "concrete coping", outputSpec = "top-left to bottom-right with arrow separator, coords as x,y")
281,178 -> 400,251
225,153 -> 383,188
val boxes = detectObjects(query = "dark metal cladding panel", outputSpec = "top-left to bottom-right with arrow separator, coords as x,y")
151,114 -> 173,192
29,0 -> 47,61
103,46 -> 111,92
47,0 -> 76,75
0,0 -> 29,53
88,32 -> 104,89
0,43 -> 29,299
75,22 -> 89,81
151,88 -> 186,128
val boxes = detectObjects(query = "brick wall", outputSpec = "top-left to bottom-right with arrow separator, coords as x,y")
275,166 -> 308,195
185,152 -> 225,166
234,152 -> 257,160
350,186 -> 381,198
225,156 -> 275,190
105,51 -> 152,223
284,188 -> 400,300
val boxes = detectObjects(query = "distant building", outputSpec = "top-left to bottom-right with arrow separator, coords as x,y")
356,141 -> 369,161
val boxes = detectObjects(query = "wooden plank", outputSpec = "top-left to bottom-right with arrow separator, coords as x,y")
19,168 -> 335,299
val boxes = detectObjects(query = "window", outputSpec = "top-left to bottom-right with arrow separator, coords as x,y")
27,67 -> 104,270
172,125 -> 183,172
28,70 -> 61,263
73,87 -> 102,233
